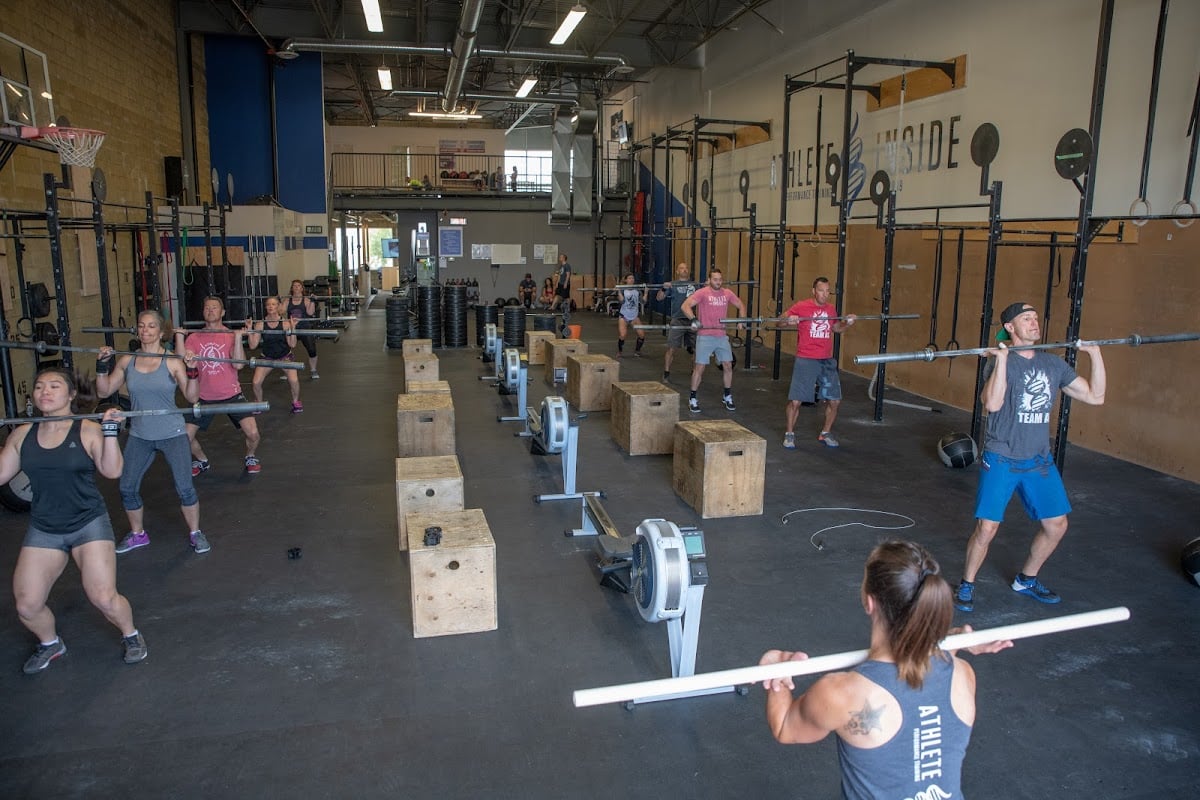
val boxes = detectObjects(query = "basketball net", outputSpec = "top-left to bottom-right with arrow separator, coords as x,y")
36,126 -> 106,168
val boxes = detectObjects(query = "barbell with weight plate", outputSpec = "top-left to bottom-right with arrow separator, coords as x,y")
578,280 -> 759,293
4,340 -> 303,371
720,313 -> 920,325
854,332 -> 1200,366
83,325 -> 338,339
0,401 -> 269,427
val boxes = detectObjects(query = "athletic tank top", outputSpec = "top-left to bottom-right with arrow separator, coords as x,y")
837,657 -> 972,800
125,356 -> 186,440
259,319 -> 292,359
21,420 -> 107,532
286,297 -> 313,321
620,288 -> 640,319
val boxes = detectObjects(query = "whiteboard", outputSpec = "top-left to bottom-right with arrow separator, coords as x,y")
490,244 -> 523,264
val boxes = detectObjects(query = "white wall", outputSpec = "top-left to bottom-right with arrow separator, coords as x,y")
616,0 -> 1200,223
326,125 -> 507,157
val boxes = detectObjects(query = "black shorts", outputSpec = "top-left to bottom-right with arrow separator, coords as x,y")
555,286 -> 570,299
190,392 -> 253,431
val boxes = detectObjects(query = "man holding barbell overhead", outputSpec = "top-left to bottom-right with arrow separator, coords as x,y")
953,302 -> 1106,612
781,276 -> 856,449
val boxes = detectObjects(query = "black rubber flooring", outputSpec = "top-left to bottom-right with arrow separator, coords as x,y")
1,304 -> 1197,799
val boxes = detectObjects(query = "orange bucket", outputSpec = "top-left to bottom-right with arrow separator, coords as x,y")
564,324 -> 582,340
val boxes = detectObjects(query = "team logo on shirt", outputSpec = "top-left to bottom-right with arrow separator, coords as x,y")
193,339 -> 227,375
808,311 -> 831,340
1018,369 -> 1052,423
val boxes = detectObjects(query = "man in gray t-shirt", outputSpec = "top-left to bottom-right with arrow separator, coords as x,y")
953,302 -> 1106,613
655,262 -> 697,381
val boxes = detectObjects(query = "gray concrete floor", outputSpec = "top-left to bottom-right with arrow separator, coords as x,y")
1,303 -> 1197,799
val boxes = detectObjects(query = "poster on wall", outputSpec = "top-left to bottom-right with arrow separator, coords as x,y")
439,226 -> 464,258
438,139 -> 486,172
471,243 -> 492,260
542,244 -> 559,265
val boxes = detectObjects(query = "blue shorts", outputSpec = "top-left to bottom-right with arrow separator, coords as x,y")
695,335 -> 733,364
788,357 -> 841,402
23,514 -> 115,552
974,451 -> 1072,522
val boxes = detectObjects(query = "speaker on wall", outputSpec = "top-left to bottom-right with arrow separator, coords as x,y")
164,156 -> 184,200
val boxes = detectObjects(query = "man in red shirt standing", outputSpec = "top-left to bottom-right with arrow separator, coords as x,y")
679,268 -> 746,413
176,296 -> 263,475
782,277 -> 855,448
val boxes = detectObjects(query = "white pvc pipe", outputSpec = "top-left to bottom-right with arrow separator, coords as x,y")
573,606 -> 1130,708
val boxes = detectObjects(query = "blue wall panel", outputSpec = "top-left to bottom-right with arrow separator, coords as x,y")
274,54 -> 326,213
205,36 -> 272,204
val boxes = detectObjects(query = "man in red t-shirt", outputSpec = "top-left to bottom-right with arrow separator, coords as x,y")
782,277 -> 855,448
679,268 -> 746,413
176,296 -> 263,475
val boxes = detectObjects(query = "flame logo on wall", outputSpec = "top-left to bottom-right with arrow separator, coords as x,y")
846,111 -> 866,207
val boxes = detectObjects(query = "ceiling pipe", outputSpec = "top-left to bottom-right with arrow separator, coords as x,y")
443,0 -> 486,112
388,88 -> 578,107
278,38 -> 629,69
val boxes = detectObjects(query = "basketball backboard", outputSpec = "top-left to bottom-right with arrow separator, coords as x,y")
0,32 -> 56,130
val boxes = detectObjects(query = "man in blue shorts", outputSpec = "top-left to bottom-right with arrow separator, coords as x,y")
953,302 -> 1105,611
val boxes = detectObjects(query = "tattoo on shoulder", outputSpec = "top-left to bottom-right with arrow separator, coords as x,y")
845,699 -> 885,736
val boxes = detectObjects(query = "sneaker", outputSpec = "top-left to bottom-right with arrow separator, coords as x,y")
953,580 -> 975,612
279,374 -> 288,381
115,530 -> 150,554
662,371 -> 670,382
818,432 -> 840,448
23,639 -> 66,674
291,401 -> 304,414
310,371 -> 320,380
688,397 -> 701,414
1011,574 -> 1061,604
245,456 -> 261,475
122,632 -> 148,664
191,459 -> 210,478
723,395 -> 736,411
190,530 -> 212,554
783,432 -> 796,449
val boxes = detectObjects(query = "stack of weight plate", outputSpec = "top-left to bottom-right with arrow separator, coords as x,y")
502,305 -> 526,348
385,295 -> 409,349
475,304 -> 499,347
416,285 -> 443,348
442,284 -> 468,348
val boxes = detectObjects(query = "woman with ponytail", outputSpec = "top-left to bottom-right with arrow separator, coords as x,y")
759,540 -> 1012,799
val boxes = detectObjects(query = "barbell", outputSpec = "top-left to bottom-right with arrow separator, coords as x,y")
0,401 -> 269,427
3,340 -> 303,371
180,317 -> 356,328
83,325 -> 338,339
854,332 -> 1200,365
572,606 -> 1130,708
578,280 -> 759,293
720,313 -> 920,324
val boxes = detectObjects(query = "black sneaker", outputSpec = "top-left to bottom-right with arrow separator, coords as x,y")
723,395 -> 736,411
688,396 -> 701,413
122,632 -> 148,664
1011,574 -> 1061,604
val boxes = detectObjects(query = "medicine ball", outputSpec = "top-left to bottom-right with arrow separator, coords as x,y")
1182,537 -> 1200,587
937,432 -> 978,468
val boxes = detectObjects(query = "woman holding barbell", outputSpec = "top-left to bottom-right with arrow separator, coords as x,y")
96,308 -> 207,555
247,296 -> 302,414
759,540 -> 1011,798
0,367 -> 146,673
616,273 -> 647,358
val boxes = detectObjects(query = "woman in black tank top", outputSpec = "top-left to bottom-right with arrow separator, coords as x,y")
0,367 -> 147,673
286,280 -> 320,377
248,296 -> 303,413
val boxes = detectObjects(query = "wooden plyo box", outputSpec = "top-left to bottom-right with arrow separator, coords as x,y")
525,330 -> 557,365
673,420 -> 766,518
403,354 -> 439,392
611,381 -> 679,455
395,456 -> 464,551
403,339 -> 433,356
406,379 -> 451,395
396,393 -> 456,457
544,338 -> 588,386
407,508 -> 497,638
566,354 -> 620,412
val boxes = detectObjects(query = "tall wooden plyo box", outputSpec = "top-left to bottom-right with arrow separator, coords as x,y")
525,330 -> 557,365
406,379 -> 452,395
396,393 -> 456,456
673,420 -> 766,518
611,381 -> 679,455
403,354 -> 440,392
406,508 -> 497,638
395,456 -> 464,550
544,339 -> 588,386
565,354 -> 619,411
402,339 -> 433,356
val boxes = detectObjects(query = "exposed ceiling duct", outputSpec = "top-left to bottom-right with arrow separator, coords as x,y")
277,38 -> 629,70
442,0 -> 486,113
387,89 -> 578,108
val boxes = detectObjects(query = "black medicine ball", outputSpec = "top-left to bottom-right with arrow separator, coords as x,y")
1182,538 -> 1200,587
937,432 -> 978,468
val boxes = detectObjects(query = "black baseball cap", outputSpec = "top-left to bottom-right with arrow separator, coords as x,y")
997,302 -> 1035,341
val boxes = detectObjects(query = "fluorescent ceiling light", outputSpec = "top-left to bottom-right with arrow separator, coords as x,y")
408,112 -> 484,120
515,78 -> 538,98
377,68 -> 392,90
361,0 -> 383,33
550,4 -> 587,45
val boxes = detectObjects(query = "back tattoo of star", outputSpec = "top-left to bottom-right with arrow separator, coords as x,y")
846,699 -> 885,736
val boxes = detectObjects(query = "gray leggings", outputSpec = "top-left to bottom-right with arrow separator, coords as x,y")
119,433 -> 198,510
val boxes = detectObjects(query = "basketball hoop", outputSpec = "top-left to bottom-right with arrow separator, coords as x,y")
35,126 -> 106,168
